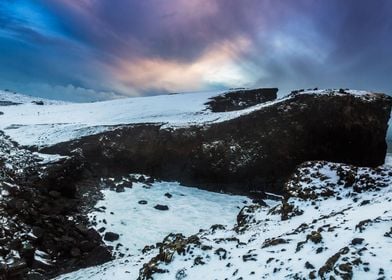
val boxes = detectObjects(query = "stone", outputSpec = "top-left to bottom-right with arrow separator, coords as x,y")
305,261 -> 315,269
351,238 -> 365,245
104,232 -> 120,242
98,227 -> 106,233
307,231 -> 322,244
154,204 -> 169,211
32,101 -> 44,105
83,246 -> 112,267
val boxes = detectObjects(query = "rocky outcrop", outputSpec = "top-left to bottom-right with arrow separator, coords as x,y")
205,88 -> 278,112
43,90 -> 392,195
0,133 -> 111,279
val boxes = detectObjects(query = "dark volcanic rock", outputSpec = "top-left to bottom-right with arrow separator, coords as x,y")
43,90 -> 392,194
0,100 -> 22,106
205,88 -> 278,112
154,204 -> 169,211
0,132 -> 111,279
33,156 -> 85,198
32,100 -> 44,105
104,232 -> 120,242
351,238 -> 364,245
83,245 -> 113,267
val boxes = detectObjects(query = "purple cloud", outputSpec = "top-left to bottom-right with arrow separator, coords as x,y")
0,0 -> 391,100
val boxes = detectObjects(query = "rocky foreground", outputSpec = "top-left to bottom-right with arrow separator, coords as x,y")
0,132 -> 114,279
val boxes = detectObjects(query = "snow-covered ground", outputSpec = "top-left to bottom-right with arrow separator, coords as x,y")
89,179 -> 250,257
0,89 -> 66,105
56,178 -> 251,280
0,89 -> 258,146
0,89 -> 381,147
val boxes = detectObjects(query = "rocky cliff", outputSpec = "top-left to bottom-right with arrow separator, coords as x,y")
43,89 -> 392,195
0,133 -> 111,279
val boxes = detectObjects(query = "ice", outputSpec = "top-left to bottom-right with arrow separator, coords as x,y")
89,180 -> 250,257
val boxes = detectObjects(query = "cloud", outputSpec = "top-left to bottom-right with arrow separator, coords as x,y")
1,0 -> 392,100
114,36 -> 255,93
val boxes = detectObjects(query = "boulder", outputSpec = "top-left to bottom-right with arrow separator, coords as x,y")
104,232 -> 120,242
154,204 -> 169,211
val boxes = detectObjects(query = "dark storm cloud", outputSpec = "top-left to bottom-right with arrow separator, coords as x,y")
250,0 -> 392,94
39,0 -> 274,62
0,0 -> 391,100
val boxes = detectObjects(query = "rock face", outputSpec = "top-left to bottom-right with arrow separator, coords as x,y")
0,132 -> 111,279
43,90 -> 392,195
205,88 -> 278,112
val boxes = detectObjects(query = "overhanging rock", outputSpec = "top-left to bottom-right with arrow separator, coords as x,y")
43,89 -> 392,194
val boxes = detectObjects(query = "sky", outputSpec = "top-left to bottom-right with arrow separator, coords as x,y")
0,0 -> 391,102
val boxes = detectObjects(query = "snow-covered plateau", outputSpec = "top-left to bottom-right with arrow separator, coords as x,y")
0,88 -> 385,147
0,88 -> 391,280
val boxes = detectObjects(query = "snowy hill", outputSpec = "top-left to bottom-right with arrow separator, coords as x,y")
0,88 -> 384,147
0,88 -> 280,147
0,89 -> 67,106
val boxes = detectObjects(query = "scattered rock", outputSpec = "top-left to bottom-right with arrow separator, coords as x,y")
154,204 -> 169,211
32,100 -> 44,105
307,231 -> 322,244
104,232 -> 120,242
305,261 -> 315,269
262,238 -> 290,248
351,238 -> 364,245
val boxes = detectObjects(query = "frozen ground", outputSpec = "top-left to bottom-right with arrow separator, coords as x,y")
89,179 -> 250,257
57,178 -> 251,280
